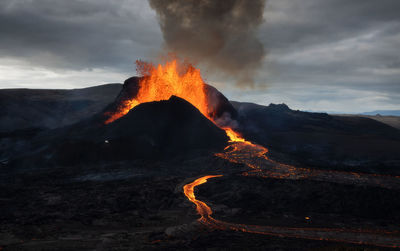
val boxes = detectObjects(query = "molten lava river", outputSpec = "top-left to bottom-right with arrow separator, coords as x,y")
105,60 -> 400,248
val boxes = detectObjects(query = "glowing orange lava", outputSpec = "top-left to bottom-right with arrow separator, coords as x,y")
183,175 -> 222,220
102,58 -> 400,248
184,175 -> 400,248
105,59 -> 209,124
223,128 -> 248,143
104,59 -> 250,143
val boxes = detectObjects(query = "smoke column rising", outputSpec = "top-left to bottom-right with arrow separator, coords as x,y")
148,0 -> 267,87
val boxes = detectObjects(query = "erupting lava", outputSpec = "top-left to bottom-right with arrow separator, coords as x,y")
104,59 -> 245,142
105,59 -> 208,123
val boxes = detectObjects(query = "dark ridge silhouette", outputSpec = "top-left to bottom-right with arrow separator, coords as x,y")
0,83 -> 122,132
232,101 -> 400,173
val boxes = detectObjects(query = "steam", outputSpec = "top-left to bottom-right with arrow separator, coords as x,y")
148,0 -> 267,87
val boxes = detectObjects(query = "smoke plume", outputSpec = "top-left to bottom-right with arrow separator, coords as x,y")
148,0 -> 267,87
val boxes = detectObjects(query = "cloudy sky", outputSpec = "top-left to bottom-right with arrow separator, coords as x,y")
0,0 -> 399,113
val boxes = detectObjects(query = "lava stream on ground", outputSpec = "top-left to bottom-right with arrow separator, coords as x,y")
184,174 -> 400,248
217,141 -> 400,189
183,136 -> 400,248
101,59 -> 400,247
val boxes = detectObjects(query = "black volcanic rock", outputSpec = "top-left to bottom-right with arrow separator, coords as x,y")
0,84 -> 123,164
104,76 -> 238,123
204,84 -> 238,121
44,96 -> 229,165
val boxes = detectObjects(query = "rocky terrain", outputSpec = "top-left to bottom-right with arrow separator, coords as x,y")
1,78 -> 400,250
338,114 -> 400,130
232,101 -> 400,175
0,84 -> 122,132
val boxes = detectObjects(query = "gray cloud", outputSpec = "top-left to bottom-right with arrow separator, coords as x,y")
261,0 -> 400,50
0,0 -> 399,112
0,0 -> 162,71
246,0 -> 400,111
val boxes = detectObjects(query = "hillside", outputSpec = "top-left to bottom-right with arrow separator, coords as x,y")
0,84 -> 122,132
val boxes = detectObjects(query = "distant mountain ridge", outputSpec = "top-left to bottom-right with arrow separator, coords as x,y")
1,81 -> 399,174
231,101 -> 400,174
361,110 -> 400,116
0,83 -> 122,132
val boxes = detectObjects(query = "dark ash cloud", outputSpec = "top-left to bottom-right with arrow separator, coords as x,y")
148,0 -> 267,87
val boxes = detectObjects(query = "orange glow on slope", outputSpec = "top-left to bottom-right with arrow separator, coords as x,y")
105,59 -> 209,124
223,128 -> 248,143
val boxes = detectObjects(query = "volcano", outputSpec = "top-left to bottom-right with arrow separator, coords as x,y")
102,60 -> 239,136
4,60 -> 242,166
1,62 -> 400,250
50,95 -> 229,165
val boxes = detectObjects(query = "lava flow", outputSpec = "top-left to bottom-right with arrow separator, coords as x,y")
183,138 -> 400,247
185,175 -> 400,248
104,59 -> 400,247
183,175 -> 223,222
